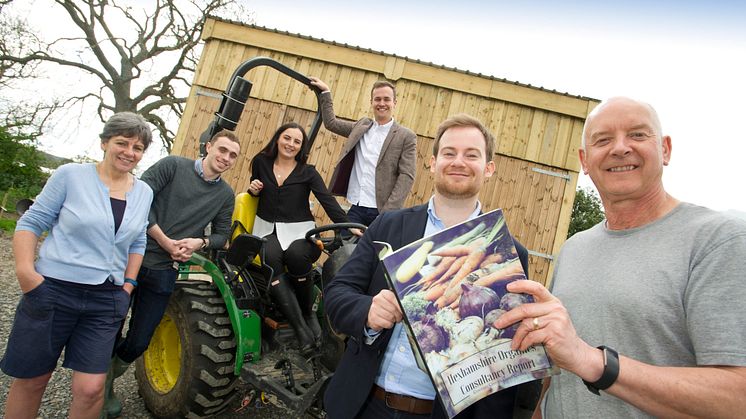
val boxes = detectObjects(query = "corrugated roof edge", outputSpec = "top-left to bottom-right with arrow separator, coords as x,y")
205,15 -> 597,102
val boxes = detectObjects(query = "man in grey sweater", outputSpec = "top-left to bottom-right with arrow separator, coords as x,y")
105,130 -> 241,417
495,97 -> 746,418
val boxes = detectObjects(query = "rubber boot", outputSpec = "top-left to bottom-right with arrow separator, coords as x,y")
269,276 -> 315,357
102,355 -> 131,418
293,276 -> 322,345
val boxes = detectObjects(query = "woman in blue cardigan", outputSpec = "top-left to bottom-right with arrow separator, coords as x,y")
1,112 -> 154,419
248,122 -> 351,355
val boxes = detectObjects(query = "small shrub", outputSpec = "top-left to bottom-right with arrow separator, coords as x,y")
0,219 -> 16,234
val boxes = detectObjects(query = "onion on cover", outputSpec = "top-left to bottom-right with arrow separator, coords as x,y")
412,315 -> 449,353
499,292 -> 531,311
458,283 -> 500,319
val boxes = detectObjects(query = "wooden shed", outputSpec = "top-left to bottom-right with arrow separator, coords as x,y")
172,17 -> 599,285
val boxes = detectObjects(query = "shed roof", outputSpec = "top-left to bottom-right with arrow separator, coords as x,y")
202,16 -> 598,118
207,16 -> 595,100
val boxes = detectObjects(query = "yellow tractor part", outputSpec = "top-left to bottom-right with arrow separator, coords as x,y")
142,314 -> 182,394
231,192 -> 261,265
231,192 -> 258,241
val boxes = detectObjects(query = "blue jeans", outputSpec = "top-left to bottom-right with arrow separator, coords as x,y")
114,267 -> 178,363
347,204 -> 380,227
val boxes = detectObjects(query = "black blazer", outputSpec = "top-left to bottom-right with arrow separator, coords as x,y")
250,154 -> 348,224
323,204 -> 530,419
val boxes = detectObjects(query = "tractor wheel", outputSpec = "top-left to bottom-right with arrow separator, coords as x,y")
135,280 -> 239,418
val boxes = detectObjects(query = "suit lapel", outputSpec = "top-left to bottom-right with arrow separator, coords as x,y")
397,205 -> 428,249
344,119 -> 373,157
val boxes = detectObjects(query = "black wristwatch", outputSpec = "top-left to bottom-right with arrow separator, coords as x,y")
583,345 -> 619,395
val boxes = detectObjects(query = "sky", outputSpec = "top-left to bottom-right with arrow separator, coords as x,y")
9,0 -> 746,212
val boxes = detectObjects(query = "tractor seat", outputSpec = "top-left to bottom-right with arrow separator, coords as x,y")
226,233 -> 264,266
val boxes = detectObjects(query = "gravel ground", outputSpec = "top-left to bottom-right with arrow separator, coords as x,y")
0,231 -> 296,418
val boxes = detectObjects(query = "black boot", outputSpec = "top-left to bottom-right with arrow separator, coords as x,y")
293,276 -> 322,345
269,276 -> 315,356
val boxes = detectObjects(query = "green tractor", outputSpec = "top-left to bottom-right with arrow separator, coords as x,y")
134,58 -> 364,418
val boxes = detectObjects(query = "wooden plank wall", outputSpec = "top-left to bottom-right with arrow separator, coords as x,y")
171,20 -> 597,285
176,90 -> 570,283
177,39 -> 588,173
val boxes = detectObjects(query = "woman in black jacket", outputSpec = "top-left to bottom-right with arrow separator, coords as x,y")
248,122 -> 349,354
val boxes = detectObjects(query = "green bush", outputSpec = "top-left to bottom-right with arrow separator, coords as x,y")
2,188 -> 38,213
0,124 -> 48,202
0,219 -> 16,234
567,187 -> 605,238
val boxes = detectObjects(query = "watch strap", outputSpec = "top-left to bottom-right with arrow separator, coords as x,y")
583,345 -> 619,395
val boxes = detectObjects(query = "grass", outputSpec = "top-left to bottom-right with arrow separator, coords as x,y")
0,219 -> 16,234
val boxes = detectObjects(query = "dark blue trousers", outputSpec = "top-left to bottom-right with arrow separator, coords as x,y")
347,204 -> 380,227
114,266 -> 178,363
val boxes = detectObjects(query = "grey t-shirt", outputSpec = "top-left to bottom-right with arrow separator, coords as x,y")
545,203 -> 746,418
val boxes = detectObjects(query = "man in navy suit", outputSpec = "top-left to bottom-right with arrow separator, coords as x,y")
324,114 -> 531,418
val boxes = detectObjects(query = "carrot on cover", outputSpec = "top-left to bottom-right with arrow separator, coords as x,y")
479,252 -> 505,268
402,256 -> 457,295
473,260 -> 525,287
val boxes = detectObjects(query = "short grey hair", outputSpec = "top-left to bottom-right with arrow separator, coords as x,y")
99,112 -> 153,150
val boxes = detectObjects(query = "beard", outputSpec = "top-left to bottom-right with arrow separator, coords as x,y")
434,175 -> 481,200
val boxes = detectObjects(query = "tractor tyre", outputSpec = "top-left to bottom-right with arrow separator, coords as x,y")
135,280 -> 239,418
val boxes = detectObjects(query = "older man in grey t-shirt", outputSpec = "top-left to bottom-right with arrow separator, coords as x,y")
494,97 -> 746,418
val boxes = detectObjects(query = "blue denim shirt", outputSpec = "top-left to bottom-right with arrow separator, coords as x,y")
371,196 -> 481,398
194,158 -> 221,184
16,163 -> 153,285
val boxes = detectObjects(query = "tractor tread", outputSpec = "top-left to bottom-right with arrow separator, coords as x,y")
198,369 -> 231,388
202,396 -> 239,415
189,299 -> 227,315
135,281 -> 240,418
196,320 -> 232,338
215,317 -> 231,325
199,344 -> 233,363
181,287 -> 218,298
218,340 -> 237,350
194,392 -> 224,408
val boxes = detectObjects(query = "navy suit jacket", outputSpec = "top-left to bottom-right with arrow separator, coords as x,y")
324,204 -> 530,419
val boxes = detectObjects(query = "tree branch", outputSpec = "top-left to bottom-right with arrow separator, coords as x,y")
53,0 -> 121,82
1,51 -> 112,88
2,0 -> 252,152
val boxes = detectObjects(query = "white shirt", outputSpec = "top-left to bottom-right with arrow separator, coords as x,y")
346,119 -> 394,208
251,216 -> 315,251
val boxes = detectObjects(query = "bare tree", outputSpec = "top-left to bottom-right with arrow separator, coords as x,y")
0,0 -> 251,152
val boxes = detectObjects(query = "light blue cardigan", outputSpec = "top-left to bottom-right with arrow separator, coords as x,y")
16,163 -> 153,285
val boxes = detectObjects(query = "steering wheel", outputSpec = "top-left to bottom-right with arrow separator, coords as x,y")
305,222 -> 367,253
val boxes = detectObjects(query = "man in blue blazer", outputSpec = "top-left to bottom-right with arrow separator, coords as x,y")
324,114 -> 531,418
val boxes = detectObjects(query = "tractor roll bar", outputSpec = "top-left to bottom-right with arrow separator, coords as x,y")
199,56 -> 324,156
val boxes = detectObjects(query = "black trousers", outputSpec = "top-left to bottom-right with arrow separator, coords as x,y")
263,232 -> 321,278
